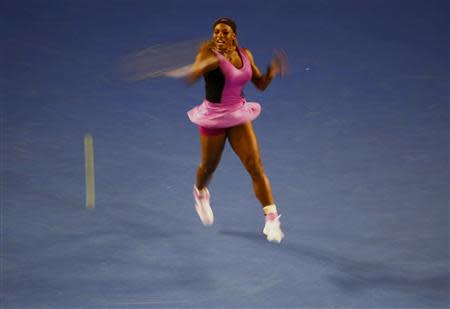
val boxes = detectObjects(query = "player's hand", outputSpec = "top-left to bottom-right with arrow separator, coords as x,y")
269,49 -> 288,78
183,54 -> 219,85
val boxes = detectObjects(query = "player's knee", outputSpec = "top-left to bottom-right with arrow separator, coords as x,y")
245,157 -> 265,178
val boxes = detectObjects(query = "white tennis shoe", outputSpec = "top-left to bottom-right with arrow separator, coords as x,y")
193,186 -> 214,226
263,214 -> 284,243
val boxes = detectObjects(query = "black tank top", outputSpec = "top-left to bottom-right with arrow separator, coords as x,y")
203,68 -> 225,103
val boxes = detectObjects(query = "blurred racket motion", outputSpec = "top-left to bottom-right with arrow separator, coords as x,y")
120,38 -> 206,81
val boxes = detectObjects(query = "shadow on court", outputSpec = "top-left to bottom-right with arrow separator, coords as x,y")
220,229 -> 449,301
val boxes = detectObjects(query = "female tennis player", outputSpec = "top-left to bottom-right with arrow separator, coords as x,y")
186,18 -> 287,243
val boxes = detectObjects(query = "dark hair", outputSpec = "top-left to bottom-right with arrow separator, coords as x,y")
212,17 -> 237,33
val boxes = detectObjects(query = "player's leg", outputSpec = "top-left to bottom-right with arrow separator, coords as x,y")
227,122 -> 273,205
196,127 -> 227,189
194,127 -> 227,226
227,122 -> 284,242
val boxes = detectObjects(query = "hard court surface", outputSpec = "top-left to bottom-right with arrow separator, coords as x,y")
2,1 -> 449,308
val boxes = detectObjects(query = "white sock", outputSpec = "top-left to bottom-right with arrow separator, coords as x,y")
263,204 -> 278,216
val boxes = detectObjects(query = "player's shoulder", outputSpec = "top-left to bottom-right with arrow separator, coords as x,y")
241,47 -> 255,62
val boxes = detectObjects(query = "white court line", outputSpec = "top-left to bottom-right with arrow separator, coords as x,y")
84,134 -> 95,209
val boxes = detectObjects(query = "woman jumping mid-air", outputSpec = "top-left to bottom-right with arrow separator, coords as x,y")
185,18 -> 287,243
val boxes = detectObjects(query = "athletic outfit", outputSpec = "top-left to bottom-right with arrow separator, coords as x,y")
188,47 -> 284,243
187,47 -> 261,135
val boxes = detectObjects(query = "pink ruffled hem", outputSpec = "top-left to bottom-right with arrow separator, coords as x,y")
187,99 -> 261,129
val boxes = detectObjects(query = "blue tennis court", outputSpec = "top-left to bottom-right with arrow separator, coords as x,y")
2,0 -> 449,308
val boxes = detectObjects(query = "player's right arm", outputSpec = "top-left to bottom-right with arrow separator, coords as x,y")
185,48 -> 219,85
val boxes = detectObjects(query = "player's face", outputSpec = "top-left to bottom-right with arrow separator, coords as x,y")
213,23 -> 235,51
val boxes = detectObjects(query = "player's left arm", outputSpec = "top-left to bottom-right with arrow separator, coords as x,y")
244,48 -> 287,91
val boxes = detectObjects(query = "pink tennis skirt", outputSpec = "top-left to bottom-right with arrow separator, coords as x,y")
187,99 -> 261,130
